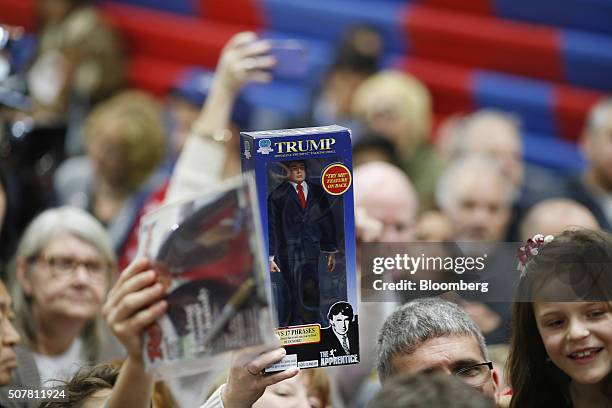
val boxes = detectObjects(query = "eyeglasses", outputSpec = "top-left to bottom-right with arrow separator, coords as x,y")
452,362 -> 494,387
31,255 -> 109,282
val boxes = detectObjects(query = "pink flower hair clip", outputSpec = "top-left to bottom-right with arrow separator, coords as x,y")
517,234 -> 554,277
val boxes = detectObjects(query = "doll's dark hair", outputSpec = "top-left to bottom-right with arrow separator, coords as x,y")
507,229 -> 612,408
287,160 -> 307,169
327,301 -> 354,321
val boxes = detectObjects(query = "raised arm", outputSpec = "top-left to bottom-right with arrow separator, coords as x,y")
165,32 -> 275,203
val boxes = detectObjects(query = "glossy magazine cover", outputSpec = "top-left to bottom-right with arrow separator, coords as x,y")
137,175 -> 276,379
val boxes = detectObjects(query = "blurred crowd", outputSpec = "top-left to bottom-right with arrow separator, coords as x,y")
0,1 -> 611,407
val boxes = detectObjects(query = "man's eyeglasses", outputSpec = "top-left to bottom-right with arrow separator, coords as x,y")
452,362 -> 494,387
30,255 -> 109,282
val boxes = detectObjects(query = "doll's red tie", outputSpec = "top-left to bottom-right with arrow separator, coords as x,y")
297,183 -> 306,209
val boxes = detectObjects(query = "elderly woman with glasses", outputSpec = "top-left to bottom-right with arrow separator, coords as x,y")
9,206 -> 121,385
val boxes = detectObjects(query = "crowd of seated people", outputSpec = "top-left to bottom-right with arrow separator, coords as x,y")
0,3 -> 611,405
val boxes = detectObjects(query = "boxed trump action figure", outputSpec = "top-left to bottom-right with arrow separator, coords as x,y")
241,125 -> 359,370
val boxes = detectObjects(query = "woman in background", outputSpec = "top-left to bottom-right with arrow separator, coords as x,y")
352,70 -> 443,210
10,206 -> 121,385
54,91 -> 166,258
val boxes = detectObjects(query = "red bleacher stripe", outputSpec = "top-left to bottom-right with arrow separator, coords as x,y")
420,0 -> 493,15
405,4 -> 564,82
127,54 -> 188,97
397,54 -> 605,144
198,0 -> 264,29
554,85 -> 606,142
0,0 -> 36,30
101,3 -> 247,68
397,56 -> 475,115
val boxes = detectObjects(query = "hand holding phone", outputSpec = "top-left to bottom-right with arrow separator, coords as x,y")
267,40 -> 308,79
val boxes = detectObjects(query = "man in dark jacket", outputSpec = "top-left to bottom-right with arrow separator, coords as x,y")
564,98 -> 612,231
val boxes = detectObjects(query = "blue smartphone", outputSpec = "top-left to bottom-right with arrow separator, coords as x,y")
267,40 -> 308,79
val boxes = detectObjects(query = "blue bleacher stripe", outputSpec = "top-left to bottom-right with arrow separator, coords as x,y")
102,0 -> 197,15
474,72 -> 558,136
522,132 -> 585,173
261,0 -> 407,52
494,0 -> 612,36
561,29 -> 612,91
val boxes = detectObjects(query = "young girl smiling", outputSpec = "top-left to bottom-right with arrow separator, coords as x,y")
507,229 -> 612,408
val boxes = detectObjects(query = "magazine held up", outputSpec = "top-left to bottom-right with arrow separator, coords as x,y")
138,175 -> 276,379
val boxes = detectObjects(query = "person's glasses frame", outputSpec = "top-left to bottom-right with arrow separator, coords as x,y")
452,361 -> 494,386
28,254 -> 109,282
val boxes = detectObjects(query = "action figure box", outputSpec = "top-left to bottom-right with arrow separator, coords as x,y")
241,125 -> 359,370
137,175 -> 277,379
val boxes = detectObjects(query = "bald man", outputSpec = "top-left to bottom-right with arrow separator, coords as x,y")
333,161 -> 419,407
520,198 -> 600,241
354,161 -> 419,243
458,111 -> 524,190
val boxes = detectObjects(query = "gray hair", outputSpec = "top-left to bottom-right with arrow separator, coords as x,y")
586,97 -> 612,133
462,109 -> 521,132
10,206 -> 116,360
435,154 -> 515,211
376,297 -> 489,382
454,109 -> 521,156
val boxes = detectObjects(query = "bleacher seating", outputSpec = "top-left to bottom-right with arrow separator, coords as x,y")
1,0 -> 610,172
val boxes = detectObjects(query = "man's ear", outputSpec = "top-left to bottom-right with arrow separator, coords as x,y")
491,367 -> 501,402
16,258 -> 33,296
491,367 -> 500,388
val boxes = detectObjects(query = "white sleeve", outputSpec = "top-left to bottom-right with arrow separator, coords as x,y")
200,384 -> 226,408
164,136 -> 227,205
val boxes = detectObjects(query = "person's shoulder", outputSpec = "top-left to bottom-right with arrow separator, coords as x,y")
0,347 -> 41,408
561,174 -> 606,209
54,156 -> 94,206
559,172 -> 593,197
